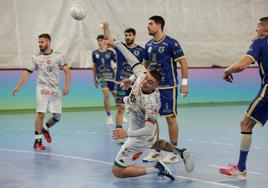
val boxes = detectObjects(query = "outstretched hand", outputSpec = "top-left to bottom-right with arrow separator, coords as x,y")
120,79 -> 133,90
223,72 -> 233,83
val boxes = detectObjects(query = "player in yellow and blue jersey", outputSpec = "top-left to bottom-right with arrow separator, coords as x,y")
220,17 -> 268,180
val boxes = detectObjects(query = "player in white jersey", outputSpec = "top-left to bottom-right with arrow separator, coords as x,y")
102,22 -> 194,180
12,33 -> 71,150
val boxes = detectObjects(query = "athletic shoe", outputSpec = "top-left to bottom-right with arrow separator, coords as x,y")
33,140 -> 46,150
42,128 -> 52,143
155,160 -> 175,180
123,116 -> 128,123
219,164 -> 247,180
106,116 -> 114,125
142,150 -> 161,162
181,149 -> 194,173
162,152 -> 179,164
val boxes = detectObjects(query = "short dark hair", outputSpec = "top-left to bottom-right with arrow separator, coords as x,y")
124,28 -> 136,36
38,33 -> 51,41
149,70 -> 162,83
260,17 -> 268,25
96,34 -> 104,40
149,15 -> 165,30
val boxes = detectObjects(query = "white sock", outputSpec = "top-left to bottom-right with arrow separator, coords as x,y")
43,123 -> 49,131
145,166 -> 159,174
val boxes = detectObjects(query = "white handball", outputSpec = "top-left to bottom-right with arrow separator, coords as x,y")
70,4 -> 86,21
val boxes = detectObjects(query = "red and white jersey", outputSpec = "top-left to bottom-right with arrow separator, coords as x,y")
124,73 -> 161,133
27,51 -> 66,93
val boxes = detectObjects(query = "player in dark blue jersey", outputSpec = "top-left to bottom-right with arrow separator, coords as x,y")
114,28 -> 145,143
142,15 -> 189,164
219,17 -> 268,180
92,34 -> 116,125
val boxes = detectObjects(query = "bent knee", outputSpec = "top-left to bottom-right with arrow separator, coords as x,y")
52,113 -> 61,122
112,166 -> 125,178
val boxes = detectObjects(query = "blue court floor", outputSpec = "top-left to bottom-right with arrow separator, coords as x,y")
0,104 -> 267,188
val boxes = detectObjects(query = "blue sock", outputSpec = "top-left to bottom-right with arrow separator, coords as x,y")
237,150 -> 249,172
116,124 -> 122,128
106,111 -> 111,116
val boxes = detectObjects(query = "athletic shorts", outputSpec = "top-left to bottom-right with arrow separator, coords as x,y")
99,79 -> 115,92
246,84 -> 268,126
159,87 -> 178,116
114,135 -> 157,168
36,86 -> 62,113
115,84 -> 131,104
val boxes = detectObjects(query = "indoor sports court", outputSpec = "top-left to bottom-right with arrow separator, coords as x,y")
1,0 -> 268,188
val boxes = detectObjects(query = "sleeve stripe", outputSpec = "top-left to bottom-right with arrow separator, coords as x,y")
174,56 -> 186,62
245,55 -> 256,63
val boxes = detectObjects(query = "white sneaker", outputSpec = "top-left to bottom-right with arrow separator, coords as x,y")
142,150 -> 161,162
106,116 -> 113,125
123,116 -> 128,123
162,152 -> 180,164
181,149 -> 194,173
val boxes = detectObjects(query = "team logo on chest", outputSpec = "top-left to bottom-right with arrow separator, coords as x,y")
134,50 -> 140,56
105,53 -> 110,59
158,46 -> 165,53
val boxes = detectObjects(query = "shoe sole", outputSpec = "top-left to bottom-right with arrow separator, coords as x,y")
219,170 -> 247,180
183,150 -> 194,173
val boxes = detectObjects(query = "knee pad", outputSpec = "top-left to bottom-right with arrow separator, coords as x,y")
52,113 -> 61,122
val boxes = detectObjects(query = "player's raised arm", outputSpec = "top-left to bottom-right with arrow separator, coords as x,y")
102,22 -> 147,77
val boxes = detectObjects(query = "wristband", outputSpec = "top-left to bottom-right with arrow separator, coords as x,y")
181,78 -> 188,86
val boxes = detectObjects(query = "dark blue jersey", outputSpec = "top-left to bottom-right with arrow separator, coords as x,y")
247,35 -> 268,85
92,49 -> 116,80
144,35 -> 185,87
115,43 -> 144,81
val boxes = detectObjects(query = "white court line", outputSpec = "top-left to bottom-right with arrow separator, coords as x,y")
173,175 -> 240,188
0,148 -> 113,166
0,147 -> 239,188
210,164 -> 262,175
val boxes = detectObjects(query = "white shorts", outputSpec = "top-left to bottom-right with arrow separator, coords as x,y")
114,134 -> 157,168
36,86 -> 62,113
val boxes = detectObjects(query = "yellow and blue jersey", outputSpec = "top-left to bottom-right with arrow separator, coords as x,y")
92,49 -> 116,80
115,43 -> 144,82
246,35 -> 268,126
246,35 -> 268,85
144,35 -> 185,87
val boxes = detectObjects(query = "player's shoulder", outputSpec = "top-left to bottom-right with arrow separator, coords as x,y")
92,49 -> 99,55
145,38 -> 154,47
135,45 -> 145,51
32,52 -> 42,58
52,51 -> 64,58
164,35 -> 179,44
254,35 -> 268,45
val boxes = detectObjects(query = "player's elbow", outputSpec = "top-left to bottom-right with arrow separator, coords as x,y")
112,166 -> 127,178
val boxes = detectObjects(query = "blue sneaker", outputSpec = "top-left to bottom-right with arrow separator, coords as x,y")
154,160 -> 174,180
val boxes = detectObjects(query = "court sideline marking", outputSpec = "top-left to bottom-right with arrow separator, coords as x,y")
0,147 -> 240,188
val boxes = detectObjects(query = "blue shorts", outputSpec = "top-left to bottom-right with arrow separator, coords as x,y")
115,84 -> 131,104
246,84 -> 268,126
99,79 -> 115,92
159,87 -> 178,116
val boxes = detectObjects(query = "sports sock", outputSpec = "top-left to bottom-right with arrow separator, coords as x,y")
237,132 -> 252,171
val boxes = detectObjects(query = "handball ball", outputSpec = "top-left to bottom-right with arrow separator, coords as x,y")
70,4 -> 86,21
